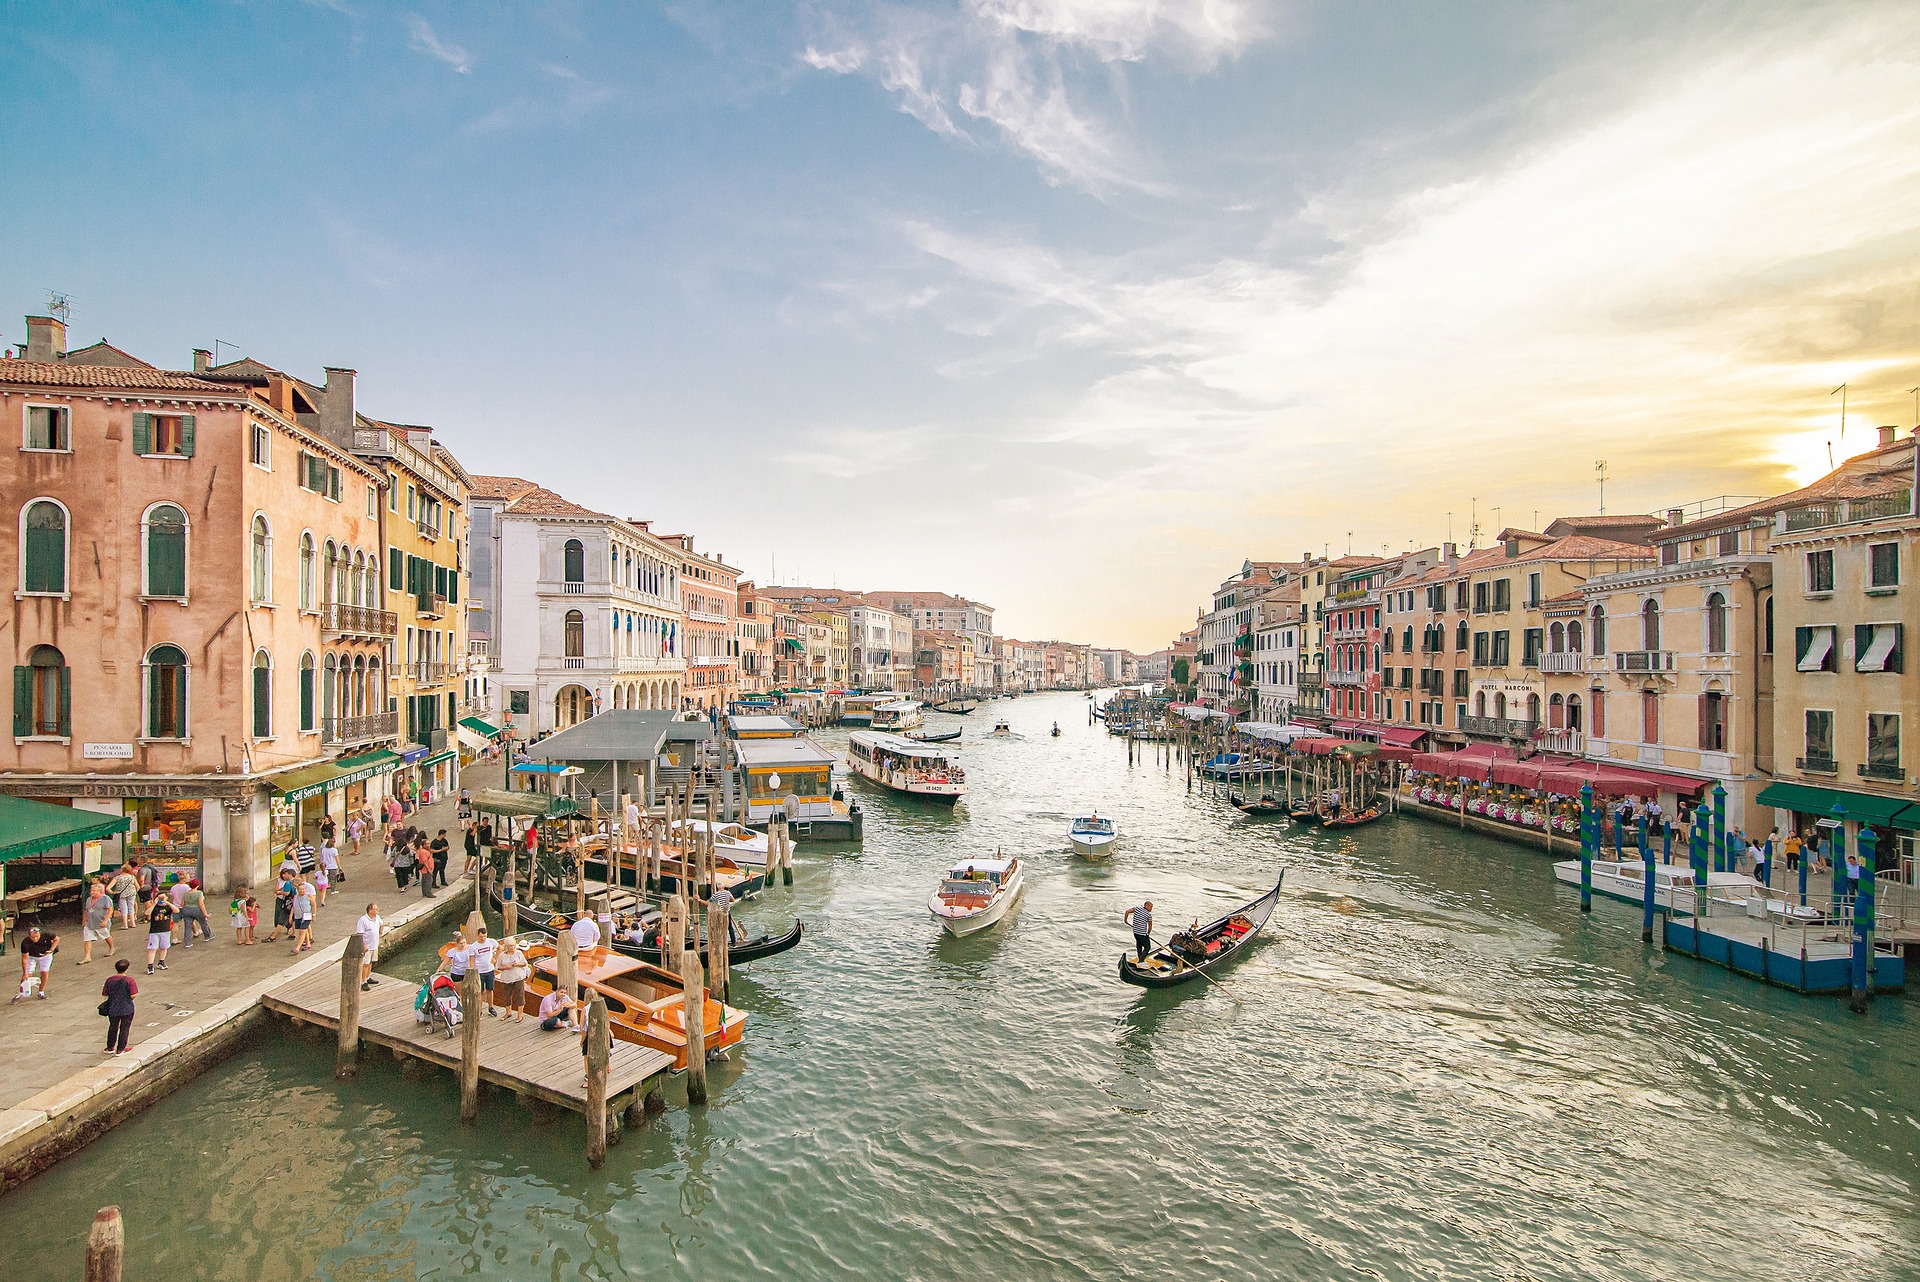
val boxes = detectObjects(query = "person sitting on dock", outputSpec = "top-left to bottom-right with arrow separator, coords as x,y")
538,989 -> 580,1032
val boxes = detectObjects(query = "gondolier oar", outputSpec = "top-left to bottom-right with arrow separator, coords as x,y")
1145,932 -> 1244,1002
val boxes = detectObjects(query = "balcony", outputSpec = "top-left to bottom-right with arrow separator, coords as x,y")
416,591 -> 448,619
1539,652 -> 1585,674
1859,761 -> 1906,783
1461,715 -> 1539,740
1614,650 -> 1676,674
1796,755 -> 1838,775
1780,491 -> 1912,533
1328,670 -> 1367,687
321,601 -> 399,640
1540,728 -> 1585,755
323,711 -> 398,747
410,661 -> 456,685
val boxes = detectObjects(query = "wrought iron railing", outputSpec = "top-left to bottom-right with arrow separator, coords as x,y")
323,711 -> 398,746
321,601 -> 399,638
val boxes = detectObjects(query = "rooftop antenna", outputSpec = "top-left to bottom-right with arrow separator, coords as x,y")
1908,386 -> 1918,431
1831,383 -> 1847,440
1468,498 -> 1480,550
45,291 -> 71,325
1594,460 -> 1609,515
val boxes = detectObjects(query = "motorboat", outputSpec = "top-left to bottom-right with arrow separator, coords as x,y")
1051,722 -> 1061,737
1549,858 -> 1810,916
990,720 -> 1013,737
1068,813 -> 1118,858
847,730 -> 966,803
929,854 -> 1025,936
870,700 -> 925,733
669,818 -> 770,870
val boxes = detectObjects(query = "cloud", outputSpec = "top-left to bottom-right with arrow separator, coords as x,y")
799,0 -> 1271,192
469,63 -> 618,133
409,15 -> 473,74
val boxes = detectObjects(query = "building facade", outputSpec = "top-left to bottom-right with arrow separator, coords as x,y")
664,535 -> 739,712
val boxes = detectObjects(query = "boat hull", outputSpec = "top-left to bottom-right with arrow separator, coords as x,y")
931,874 -> 1024,936
1118,871 -> 1283,988
1550,859 -> 1784,913
1069,833 -> 1118,858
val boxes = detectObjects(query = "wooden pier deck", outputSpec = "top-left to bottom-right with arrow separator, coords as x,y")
261,966 -> 675,1114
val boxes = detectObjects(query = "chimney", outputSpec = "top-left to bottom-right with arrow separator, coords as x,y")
192,348 -> 212,374
24,315 -> 65,363
1877,424 -> 1896,447
1666,508 -> 1686,527
319,367 -> 357,449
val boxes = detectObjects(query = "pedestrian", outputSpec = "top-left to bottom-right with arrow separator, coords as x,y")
101,958 -> 138,1055
291,877 -> 316,952
494,936 -> 530,1022
458,786 -> 472,823
15,925 -> 58,1000
319,837 -> 341,894
167,875 -> 189,944
1785,829 -> 1802,872
1750,839 -> 1768,886
478,817 -> 495,855
470,925 -> 499,1015
314,860 -> 330,908
416,841 -> 437,899
1124,900 -> 1154,961
624,796 -> 640,851
347,810 -> 366,860
570,911 -> 601,953
109,863 -> 140,930
144,894 -> 174,973
431,829 -> 451,888
320,813 -> 337,851
245,894 -> 260,944
81,881 -> 115,963
445,932 -> 471,985
390,835 -> 415,891
463,822 -> 480,878
1844,852 -> 1862,903
180,878 -> 213,945
354,904 -> 383,990
266,869 -> 295,943
231,889 -> 251,945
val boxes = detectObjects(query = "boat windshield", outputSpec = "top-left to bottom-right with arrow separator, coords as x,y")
1073,817 -> 1114,834
940,879 -> 995,897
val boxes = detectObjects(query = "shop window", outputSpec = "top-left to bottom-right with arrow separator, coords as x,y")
143,504 -> 188,598
146,644 -> 188,739
14,645 -> 70,737
124,798 -> 202,880
21,499 -> 68,594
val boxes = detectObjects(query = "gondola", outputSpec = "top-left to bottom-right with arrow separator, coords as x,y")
1318,806 -> 1383,829
610,917 -> 806,967
906,727 -> 963,743
1286,800 -> 1319,823
1229,792 -> 1286,815
1119,871 -> 1284,988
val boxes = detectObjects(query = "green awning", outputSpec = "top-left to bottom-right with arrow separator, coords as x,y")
336,749 -> 401,779
459,716 -> 503,738
1755,781 -> 1920,830
469,788 -> 576,819
0,796 -> 132,863
269,762 -> 349,804
420,749 -> 457,769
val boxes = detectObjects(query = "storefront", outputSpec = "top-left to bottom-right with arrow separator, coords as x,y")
270,752 -> 403,852
1757,781 -> 1920,875
124,796 -> 204,879
457,715 -> 504,766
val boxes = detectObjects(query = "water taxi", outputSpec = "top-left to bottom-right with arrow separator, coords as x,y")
839,694 -> 886,727
928,855 -> 1024,936
989,719 -> 1013,737
466,933 -> 747,1071
1068,813 -> 1118,858
870,699 -> 925,733
847,730 -> 966,803
670,818 -> 770,870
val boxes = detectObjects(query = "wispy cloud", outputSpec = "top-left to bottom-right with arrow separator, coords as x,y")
469,63 -> 618,133
409,15 -> 473,74
799,0 -> 1272,192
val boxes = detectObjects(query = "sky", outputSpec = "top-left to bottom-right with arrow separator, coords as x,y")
4,1 -> 1918,651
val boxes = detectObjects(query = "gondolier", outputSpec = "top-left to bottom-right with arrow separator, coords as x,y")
1124,900 -> 1154,961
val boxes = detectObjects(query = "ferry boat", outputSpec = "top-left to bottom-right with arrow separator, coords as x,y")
928,855 -> 1024,936
847,730 -> 966,803
870,699 -> 925,733
460,933 -> 747,1072
1068,813 -> 1118,858
1550,858 -> 1796,914
839,694 -> 886,726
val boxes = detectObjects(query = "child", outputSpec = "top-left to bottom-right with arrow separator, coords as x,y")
244,895 -> 260,945
320,838 -> 342,890
231,891 -> 249,945
347,813 -> 365,859
314,862 -> 330,908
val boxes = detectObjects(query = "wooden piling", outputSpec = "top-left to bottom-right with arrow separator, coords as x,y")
706,899 -> 731,1002
557,928 -> 580,1006
336,932 -> 365,1078
460,967 -> 483,1123
504,847 -> 519,937
666,893 -> 687,957
585,996 -> 610,1168
84,1206 -> 124,1282
681,947 -> 708,1106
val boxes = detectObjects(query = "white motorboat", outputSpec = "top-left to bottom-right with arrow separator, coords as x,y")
1551,858 -> 1794,913
929,854 -> 1025,936
1068,813 -> 1118,859
670,818 -> 771,869
847,731 -> 966,803
990,720 -> 1013,737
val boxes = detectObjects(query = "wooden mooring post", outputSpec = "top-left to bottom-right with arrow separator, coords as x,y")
85,1206 -> 124,1282
706,899 -> 731,1002
666,893 -> 687,957
557,928 -> 580,1007
460,967 -> 483,1122
504,847 -> 519,937
681,947 -> 708,1105
585,996 -> 611,1167
336,932 -> 365,1078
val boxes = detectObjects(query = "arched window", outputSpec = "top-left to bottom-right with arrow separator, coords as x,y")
251,649 -> 272,737
1475,691 -> 1487,717
299,533 -> 316,611
18,645 -> 69,737
21,500 -> 68,595
1402,626 -> 1413,652
565,609 -> 584,657
352,656 -> 367,717
146,644 -> 188,739
300,653 -> 316,732
1550,622 -> 1565,653
1455,620 -> 1469,651
564,539 -> 585,584
251,516 -> 272,603
1568,693 -> 1583,731
334,545 -> 349,607
1590,606 -> 1606,655
352,551 -> 367,606
1383,629 -> 1393,654
1705,591 -> 1728,654
1494,692 -> 1508,720
1640,600 -> 1660,650
1526,693 -> 1540,725
1568,619 -> 1583,653
1549,692 -> 1565,729
143,504 -> 188,598
368,657 -> 382,711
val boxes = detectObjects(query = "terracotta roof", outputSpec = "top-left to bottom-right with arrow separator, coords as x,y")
62,340 -> 155,369
468,475 -> 541,502
1661,438 -> 1916,539
0,360 -> 235,393
505,486 -> 614,521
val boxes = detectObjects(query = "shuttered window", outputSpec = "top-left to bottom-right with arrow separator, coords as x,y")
299,655 -> 315,732
147,646 -> 188,739
390,547 -> 404,590
22,500 -> 67,593
15,646 -> 69,737
252,652 -> 272,737
145,505 -> 188,598
131,412 -> 196,457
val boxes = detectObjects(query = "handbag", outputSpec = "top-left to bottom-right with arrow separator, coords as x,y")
98,999 -> 111,1017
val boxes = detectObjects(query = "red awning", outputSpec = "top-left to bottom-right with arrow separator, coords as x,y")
1490,760 -> 1545,788
1298,737 -> 1359,756
1376,744 -> 1418,764
1373,726 -> 1426,747
1331,720 -> 1366,735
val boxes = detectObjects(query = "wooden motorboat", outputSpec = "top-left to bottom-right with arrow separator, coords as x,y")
1230,792 -> 1287,815
1068,813 -> 1118,858
504,932 -> 747,1071
669,818 -> 770,870
989,720 -> 1013,737
579,842 -> 764,900
928,855 -> 1025,936
1119,871 -> 1284,988
1318,805 -> 1383,828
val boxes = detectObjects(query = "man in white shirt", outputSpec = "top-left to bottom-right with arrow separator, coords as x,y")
468,926 -> 500,1016
570,912 -> 601,953
354,905 -> 382,991
624,799 -> 641,850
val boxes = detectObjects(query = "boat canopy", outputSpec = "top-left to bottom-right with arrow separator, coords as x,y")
851,730 -> 957,761
727,713 -> 805,738
950,857 -> 1013,877
1234,722 -> 1325,744
874,700 -> 921,713
735,738 -> 839,768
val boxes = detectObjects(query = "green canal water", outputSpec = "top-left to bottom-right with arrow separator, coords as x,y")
3,691 -> 1917,1280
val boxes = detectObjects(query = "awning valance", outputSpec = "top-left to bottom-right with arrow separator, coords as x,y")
468,789 -> 578,819
0,796 -> 131,863
420,749 -> 457,770
459,716 -> 503,739
1757,781 -> 1920,830
269,762 -> 349,804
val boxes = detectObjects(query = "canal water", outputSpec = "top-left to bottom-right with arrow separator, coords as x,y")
3,691 -> 1916,1280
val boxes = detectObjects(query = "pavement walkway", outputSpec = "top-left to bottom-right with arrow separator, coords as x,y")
0,759 -> 502,1112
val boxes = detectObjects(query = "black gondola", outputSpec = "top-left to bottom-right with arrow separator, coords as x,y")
1118,871 -> 1283,988
1286,800 -> 1319,823
906,728 -> 963,743
1229,792 -> 1286,815
611,917 -> 806,967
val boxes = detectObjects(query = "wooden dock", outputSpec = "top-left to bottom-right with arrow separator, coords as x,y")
261,965 -> 675,1116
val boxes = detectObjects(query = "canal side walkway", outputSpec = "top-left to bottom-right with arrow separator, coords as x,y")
0,760 -> 502,1193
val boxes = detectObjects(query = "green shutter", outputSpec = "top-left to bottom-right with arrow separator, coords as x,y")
57,665 -> 71,737
131,412 -> 152,456
300,666 -> 314,731
253,666 -> 270,737
11,667 -> 29,737
149,526 -> 186,597
448,570 -> 457,604
179,414 -> 196,457
390,547 -> 403,590
329,466 -> 341,502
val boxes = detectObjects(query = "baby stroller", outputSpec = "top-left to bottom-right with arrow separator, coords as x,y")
426,973 -> 464,1038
